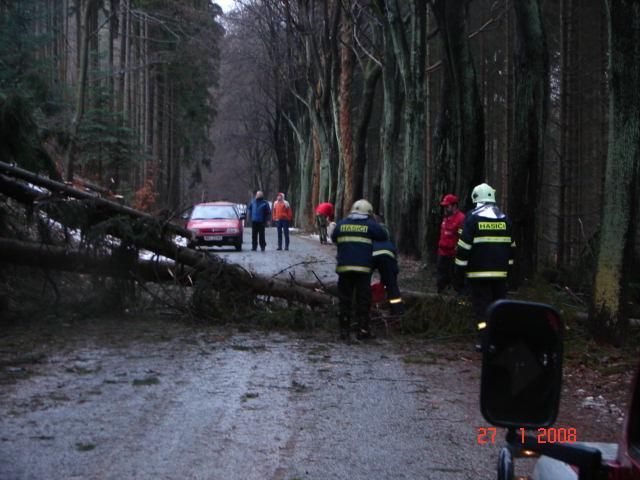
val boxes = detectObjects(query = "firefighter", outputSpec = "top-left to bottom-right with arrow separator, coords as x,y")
372,220 -> 404,316
454,183 -> 515,350
437,193 -> 466,294
331,199 -> 388,341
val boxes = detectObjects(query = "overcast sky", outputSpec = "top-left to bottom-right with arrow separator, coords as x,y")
216,0 -> 237,14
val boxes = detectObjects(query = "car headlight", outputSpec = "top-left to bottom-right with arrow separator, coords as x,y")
227,228 -> 239,234
189,228 -> 200,239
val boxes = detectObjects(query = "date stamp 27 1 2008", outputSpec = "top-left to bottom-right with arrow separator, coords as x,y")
477,427 -> 578,445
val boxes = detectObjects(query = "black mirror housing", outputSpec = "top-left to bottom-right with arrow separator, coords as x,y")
480,300 -> 563,429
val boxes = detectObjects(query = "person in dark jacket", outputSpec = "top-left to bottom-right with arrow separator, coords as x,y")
331,199 -> 388,341
247,190 -> 271,251
372,219 -> 404,316
454,183 -> 515,350
437,193 -> 465,293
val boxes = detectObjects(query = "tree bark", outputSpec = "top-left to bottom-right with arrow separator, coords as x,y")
509,0 -> 550,283
0,237 -> 191,284
591,0 -> 640,340
429,0 -> 484,258
64,0 -> 93,181
338,12 -> 355,216
382,0 -> 427,256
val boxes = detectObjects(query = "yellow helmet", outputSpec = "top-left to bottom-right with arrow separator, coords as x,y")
471,183 -> 496,203
350,199 -> 374,215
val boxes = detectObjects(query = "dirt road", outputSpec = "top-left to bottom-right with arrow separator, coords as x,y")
213,227 -> 338,285
0,315 -> 498,480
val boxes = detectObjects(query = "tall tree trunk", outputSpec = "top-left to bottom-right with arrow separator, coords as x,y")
380,23 -> 401,232
383,0 -> 427,256
353,60 -> 382,203
509,0 -> 549,283
591,0 -> 640,341
430,0 -> 484,252
338,14 -> 355,216
64,0 -> 93,181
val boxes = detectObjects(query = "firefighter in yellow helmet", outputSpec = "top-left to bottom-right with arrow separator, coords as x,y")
331,199 -> 388,341
454,183 -> 515,351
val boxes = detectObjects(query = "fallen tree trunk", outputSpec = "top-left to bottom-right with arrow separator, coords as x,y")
0,161 -> 191,238
0,237 -> 193,284
0,232 -> 334,307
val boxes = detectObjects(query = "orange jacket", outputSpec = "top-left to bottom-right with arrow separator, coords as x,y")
272,199 -> 293,221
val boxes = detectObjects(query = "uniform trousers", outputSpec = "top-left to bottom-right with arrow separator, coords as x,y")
337,272 -> 372,335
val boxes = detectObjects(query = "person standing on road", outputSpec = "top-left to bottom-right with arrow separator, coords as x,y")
454,183 -> 515,350
372,219 -> 404,316
315,202 -> 334,244
437,194 -> 466,294
331,199 -> 388,341
272,192 -> 293,251
247,190 -> 271,251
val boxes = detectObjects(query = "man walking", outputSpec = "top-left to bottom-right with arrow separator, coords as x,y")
331,199 -> 388,341
272,192 -> 293,250
247,190 -> 271,251
454,183 -> 515,350
437,194 -> 465,293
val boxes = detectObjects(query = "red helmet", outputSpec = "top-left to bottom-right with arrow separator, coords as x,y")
440,194 -> 459,206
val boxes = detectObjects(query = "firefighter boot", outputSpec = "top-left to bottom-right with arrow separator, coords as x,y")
390,301 -> 405,316
339,315 -> 351,342
356,317 -> 375,340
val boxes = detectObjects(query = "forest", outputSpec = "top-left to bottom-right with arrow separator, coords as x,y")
0,0 -> 639,340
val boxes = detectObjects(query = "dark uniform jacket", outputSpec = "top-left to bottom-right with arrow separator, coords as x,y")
454,203 -> 515,279
373,237 -> 399,274
331,214 -> 388,274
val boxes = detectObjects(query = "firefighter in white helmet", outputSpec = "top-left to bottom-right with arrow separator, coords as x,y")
454,183 -> 515,351
331,199 -> 388,341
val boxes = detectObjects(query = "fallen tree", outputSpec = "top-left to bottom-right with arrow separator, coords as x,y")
0,160 -> 191,238
0,237 -> 191,284
0,165 -> 335,308
0,163 -> 436,311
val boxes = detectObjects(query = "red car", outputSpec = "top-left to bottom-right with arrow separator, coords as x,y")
186,201 -> 245,251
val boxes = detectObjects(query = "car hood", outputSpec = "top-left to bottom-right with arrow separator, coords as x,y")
188,219 -> 240,229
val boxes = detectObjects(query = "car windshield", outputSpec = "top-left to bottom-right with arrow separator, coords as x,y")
191,205 -> 237,220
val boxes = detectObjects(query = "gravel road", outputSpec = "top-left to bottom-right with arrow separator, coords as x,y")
0,228 -> 505,480
0,321 -> 499,480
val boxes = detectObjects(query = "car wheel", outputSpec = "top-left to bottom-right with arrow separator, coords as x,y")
235,241 -> 242,251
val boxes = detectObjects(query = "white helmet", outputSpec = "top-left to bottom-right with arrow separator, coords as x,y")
350,199 -> 374,216
471,183 -> 496,204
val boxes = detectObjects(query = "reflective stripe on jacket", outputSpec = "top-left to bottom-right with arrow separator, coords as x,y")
373,238 -> 397,260
454,204 -> 515,279
331,215 -> 388,274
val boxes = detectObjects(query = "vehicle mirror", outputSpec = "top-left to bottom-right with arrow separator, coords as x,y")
240,213 -> 246,220
480,300 -> 563,429
181,212 -> 190,220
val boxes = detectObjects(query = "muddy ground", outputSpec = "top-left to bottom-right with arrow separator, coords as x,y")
0,228 -> 633,479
